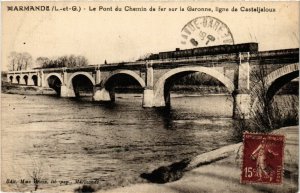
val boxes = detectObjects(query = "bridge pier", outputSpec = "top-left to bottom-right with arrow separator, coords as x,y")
233,92 -> 251,119
143,62 -> 156,107
232,52 -> 251,119
142,89 -> 154,107
152,94 -> 166,107
27,78 -> 35,86
93,87 -> 113,102
12,76 -> 18,84
96,69 -> 101,84
60,85 -> 76,97
60,70 -> 75,97
39,71 -> 44,87
20,76 -> 26,85
27,74 -> 35,86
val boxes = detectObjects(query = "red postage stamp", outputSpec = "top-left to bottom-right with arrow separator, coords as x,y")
241,132 -> 285,184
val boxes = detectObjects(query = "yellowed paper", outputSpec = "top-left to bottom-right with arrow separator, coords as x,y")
1,1 -> 299,193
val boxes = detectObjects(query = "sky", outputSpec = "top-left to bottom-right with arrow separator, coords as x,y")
2,1 -> 299,71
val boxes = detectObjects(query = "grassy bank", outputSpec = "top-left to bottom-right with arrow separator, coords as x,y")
1,81 -> 56,95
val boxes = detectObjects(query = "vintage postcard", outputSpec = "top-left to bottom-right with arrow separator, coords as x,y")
1,1 -> 299,193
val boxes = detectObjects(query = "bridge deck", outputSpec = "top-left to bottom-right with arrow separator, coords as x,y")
6,47 -> 299,74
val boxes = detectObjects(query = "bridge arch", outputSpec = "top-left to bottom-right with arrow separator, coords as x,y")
15,75 -> 20,84
101,70 -> 146,88
153,66 -> 235,106
67,72 -> 95,87
251,63 -> 299,111
9,75 -> 13,83
93,70 -> 145,102
22,75 -> 29,85
31,75 -> 38,86
45,73 -> 63,87
67,72 -> 95,97
45,73 -> 63,95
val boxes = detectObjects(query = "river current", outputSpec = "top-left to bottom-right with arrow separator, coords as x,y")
1,93 -> 246,191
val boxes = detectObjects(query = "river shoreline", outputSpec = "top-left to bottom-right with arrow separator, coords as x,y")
33,126 -> 298,193
1,82 -> 56,95
1,82 -> 231,96
2,82 -> 296,97
96,126 -> 298,193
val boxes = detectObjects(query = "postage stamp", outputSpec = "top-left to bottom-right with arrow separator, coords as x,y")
241,132 -> 285,184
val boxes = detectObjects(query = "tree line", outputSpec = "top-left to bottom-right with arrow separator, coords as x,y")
8,52 -> 33,71
36,55 -> 88,68
174,73 -> 224,86
8,52 -> 89,71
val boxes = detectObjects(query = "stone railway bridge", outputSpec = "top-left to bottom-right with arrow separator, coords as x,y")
6,43 -> 299,119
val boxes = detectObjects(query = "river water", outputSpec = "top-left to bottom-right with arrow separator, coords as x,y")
1,93 -> 292,192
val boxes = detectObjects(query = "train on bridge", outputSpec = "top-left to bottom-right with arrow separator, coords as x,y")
5,42 -> 299,119
144,43 -> 258,60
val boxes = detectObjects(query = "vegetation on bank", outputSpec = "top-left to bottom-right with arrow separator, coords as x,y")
7,51 -> 89,71
8,52 -> 33,71
36,55 -> 89,69
233,96 -> 298,141
233,64 -> 299,141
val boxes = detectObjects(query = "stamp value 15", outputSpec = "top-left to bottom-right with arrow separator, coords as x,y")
241,133 -> 285,184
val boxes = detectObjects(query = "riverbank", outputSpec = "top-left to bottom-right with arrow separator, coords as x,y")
1,82 -> 56,95
26,126 -> 298,193
96,126 -> 298,193
2,81 -> 297,96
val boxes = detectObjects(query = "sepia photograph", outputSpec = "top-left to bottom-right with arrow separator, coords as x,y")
1,1 -> 299,193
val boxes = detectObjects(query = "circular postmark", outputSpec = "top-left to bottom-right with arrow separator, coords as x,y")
181,16 -> 234,48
